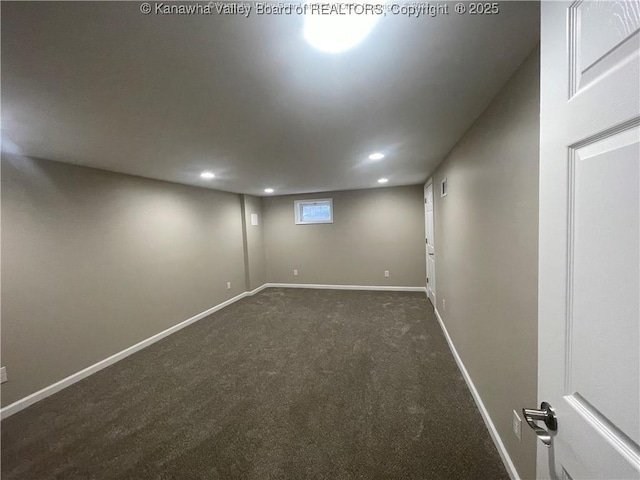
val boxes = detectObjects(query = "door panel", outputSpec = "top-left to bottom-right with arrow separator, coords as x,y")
570,1 -> 640,95
570,127 -> 639,445
538,1 -> 640,479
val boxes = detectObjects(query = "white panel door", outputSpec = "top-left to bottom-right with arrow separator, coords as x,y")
425,181 -> 435,304
537,1 -> 640,479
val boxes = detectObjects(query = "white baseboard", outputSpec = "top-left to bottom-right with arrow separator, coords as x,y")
0,284 -> 268,420
246,284 -> 269,296
265,283 -> 428,293
433,307 -> 520,480
0,283 -> 422,419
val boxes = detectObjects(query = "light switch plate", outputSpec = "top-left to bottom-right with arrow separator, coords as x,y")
513,410 -> 522,442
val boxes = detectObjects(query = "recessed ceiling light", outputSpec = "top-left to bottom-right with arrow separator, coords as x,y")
200,171 -> 215,179
369,153 -> 385,160
264,188 -> 274,193
378,178 -> 389,184
303,4 -> 381,53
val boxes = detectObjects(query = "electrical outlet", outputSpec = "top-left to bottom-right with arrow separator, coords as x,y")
1,367 -> 7,384
512,410 -> 522,442
442,298 -> 446,311
226,282 -> 231,290
293,269 -> 298,276
384,270 -> 390,278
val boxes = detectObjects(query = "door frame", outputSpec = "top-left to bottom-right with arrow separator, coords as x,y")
424,178 -> 435,305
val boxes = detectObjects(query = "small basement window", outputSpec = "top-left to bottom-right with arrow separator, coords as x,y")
294,198 -> 333,225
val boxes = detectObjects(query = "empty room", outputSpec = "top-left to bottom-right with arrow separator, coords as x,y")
1,1 -> 638,479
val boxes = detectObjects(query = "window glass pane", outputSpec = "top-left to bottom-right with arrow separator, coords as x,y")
301,203 -> 331,222
294,199 -> 333,224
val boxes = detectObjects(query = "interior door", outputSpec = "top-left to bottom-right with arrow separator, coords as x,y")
537,1 -> 640,479
425,181 -> 435,304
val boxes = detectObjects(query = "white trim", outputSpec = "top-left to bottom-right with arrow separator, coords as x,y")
0,283 -> 424,419
433,307 -> 520,480
0,284 -> 268,420
246,284 -> 268,296
265,283 -> 427,293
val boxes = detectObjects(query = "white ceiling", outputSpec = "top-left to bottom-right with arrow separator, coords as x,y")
1,2 -> 539,196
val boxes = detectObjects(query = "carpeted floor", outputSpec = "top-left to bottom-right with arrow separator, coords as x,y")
1,288 -> 509,479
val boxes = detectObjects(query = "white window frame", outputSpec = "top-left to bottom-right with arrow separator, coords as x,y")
294,198 -> 334,225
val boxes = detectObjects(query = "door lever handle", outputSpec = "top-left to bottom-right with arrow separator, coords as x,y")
522,402 -> 557,447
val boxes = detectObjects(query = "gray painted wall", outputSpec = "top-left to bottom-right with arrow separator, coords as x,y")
1,157 -> 247,406
241,194 -> 266,291
263,186 -> 425,287
1,162 -> 424,407
431,48 -> 540,479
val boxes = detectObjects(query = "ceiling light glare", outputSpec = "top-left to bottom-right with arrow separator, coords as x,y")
200,171 -> 215,179
264,188 -> 274,193
303,0 -> 383,53
369,152 -> 385,160
378,178 -> 389,184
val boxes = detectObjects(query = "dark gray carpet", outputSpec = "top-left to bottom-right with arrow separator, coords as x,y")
1,288 -> 509,479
